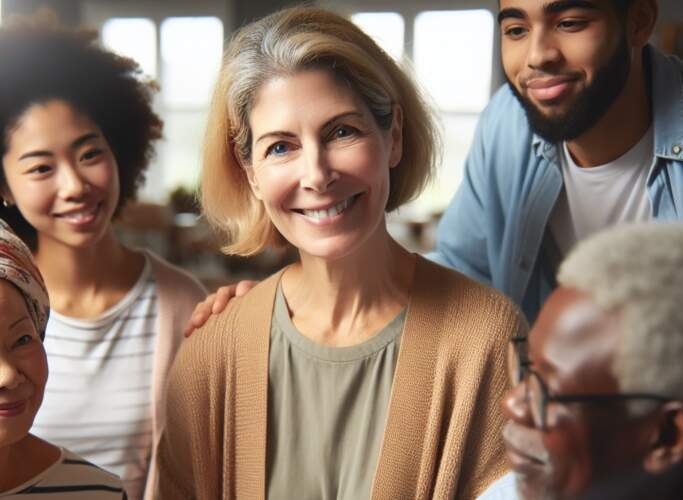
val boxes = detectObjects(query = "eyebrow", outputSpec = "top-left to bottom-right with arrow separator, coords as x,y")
498,0 -> 600,24
18,132 -> 100,161
9,316 -> 29,330
254,111 -> 365,146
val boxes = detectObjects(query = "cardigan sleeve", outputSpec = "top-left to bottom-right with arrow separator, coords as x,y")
464,306 -> 528,499
154,311 -> 234,500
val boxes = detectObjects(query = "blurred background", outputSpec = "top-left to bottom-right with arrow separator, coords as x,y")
2,0 -> 683,289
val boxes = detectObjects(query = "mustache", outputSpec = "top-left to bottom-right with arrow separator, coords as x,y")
503,421 -> 551,464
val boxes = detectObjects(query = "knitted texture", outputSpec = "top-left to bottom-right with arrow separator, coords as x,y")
155,256 -> 526,499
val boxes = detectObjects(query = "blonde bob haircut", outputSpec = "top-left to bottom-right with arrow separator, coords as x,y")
201,6 -> 439,256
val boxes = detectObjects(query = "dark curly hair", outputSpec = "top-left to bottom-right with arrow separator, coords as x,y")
0,15 -> 163,250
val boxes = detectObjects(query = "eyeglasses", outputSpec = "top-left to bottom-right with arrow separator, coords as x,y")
507,336 -> 673,430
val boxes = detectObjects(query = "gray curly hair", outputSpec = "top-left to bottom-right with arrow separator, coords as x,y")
557,222 -> 683,415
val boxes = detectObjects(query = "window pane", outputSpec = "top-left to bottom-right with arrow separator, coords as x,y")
102,18 -> 157,78
351,12 -> 404,61
414,10 -> 494,112
160,17 -> 223,108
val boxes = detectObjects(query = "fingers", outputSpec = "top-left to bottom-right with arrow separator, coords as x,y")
234,280 -> 258,298
211,285 -> 238,314
183,293 -> 217,337
183,281 -> 258,337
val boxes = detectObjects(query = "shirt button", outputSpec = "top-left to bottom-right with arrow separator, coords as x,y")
673,145 -> 682,155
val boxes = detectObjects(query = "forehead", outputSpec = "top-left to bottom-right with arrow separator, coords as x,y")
530,287 -> 620,379
249,70 -> 367,130
7,100 -> 96,150
0,280 -> 29,334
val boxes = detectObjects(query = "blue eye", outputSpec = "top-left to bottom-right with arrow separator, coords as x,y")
266,142 -> 290,157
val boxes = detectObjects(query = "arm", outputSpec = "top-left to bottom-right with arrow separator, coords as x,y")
427,111 -> 494,287
155,316 -> 230,499
467,310 -> 528,499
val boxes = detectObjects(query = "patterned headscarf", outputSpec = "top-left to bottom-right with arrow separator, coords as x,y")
0,219 -> 49,338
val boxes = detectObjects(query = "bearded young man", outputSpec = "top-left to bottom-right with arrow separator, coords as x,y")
430,0 -> 682,323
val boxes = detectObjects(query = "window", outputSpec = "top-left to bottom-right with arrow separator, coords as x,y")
160,17 -> 223,108
157,17 -> 224,194
102,18 -> 157,78
412,9 -> 495,216
351,12 -> 404,61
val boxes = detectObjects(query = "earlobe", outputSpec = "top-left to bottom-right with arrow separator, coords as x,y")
389,104 -> 403,169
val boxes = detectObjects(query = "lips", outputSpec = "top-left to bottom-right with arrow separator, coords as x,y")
54,201 -> 102,226
0,399 -> 27,417
525,76 -> 577,103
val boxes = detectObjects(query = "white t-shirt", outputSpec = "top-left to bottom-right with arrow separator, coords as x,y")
0,447 -> 125,499
32,257 -> 158,500
550,126 -> 654,256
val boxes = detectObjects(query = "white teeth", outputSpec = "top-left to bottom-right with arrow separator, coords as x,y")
302,196 -> 353,220
60,205 -> 98,222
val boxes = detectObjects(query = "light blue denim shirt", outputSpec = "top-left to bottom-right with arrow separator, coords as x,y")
430,45 -> 683,323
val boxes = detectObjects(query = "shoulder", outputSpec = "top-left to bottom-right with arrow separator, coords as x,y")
36,448 -> 125,498
177,267 -> 285,370
144,249 -> 207,302
412,257 -> 527,348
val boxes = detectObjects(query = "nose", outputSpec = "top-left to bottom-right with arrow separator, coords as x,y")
526,30 -> 562,70
502,380 -> 535,427
299,146 -> 338,193
57,163 -> 90,201
0,353 -> 27,391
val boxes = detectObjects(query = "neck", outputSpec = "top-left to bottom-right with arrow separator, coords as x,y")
34,228 -> 144,317
282,221 -> 415,346
0,435 -> 60,492
567,49 -> 651,167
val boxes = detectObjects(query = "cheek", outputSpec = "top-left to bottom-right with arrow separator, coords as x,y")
24,346 -> 49,392
6,177 -> 55,219
253,166 -> 297,209
544,422 -> 595,495
501,43 -> 525,81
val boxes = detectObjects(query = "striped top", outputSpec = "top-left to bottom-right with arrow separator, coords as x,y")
0,448 -> 126,499
32,257 -> 158,500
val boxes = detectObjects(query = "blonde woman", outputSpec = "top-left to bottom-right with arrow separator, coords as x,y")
157,7 -> 526,499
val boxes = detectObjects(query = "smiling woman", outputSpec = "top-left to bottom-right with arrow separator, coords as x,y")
0,220 -> 125,498
0,16 -> 206,500
156,7 -> 527,500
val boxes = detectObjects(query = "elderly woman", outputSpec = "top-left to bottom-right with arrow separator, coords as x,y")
156,7 -> 526,500
0,220 -> 125,497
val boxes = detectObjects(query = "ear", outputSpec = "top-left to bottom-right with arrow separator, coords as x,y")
235,144 -> 263,201
388,104 -> 403,169
627,0 -> 658,48
642,402 -> 683,475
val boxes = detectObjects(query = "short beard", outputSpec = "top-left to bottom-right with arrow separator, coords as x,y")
507,34 -> 631,143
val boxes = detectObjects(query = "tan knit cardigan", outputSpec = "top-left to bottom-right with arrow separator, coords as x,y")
155,256 -> 526,499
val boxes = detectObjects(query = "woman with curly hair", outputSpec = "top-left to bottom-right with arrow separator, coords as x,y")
157,6 -> 526,499
0,17 -> 206,499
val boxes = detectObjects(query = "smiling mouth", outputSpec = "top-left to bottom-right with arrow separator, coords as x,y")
54,202 -> 102,224
293,193 -> 361,221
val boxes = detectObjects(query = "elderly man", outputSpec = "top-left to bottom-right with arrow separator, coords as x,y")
481,222 -> 683,499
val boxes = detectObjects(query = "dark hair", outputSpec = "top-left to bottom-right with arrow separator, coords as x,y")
0,15 -> 162,249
